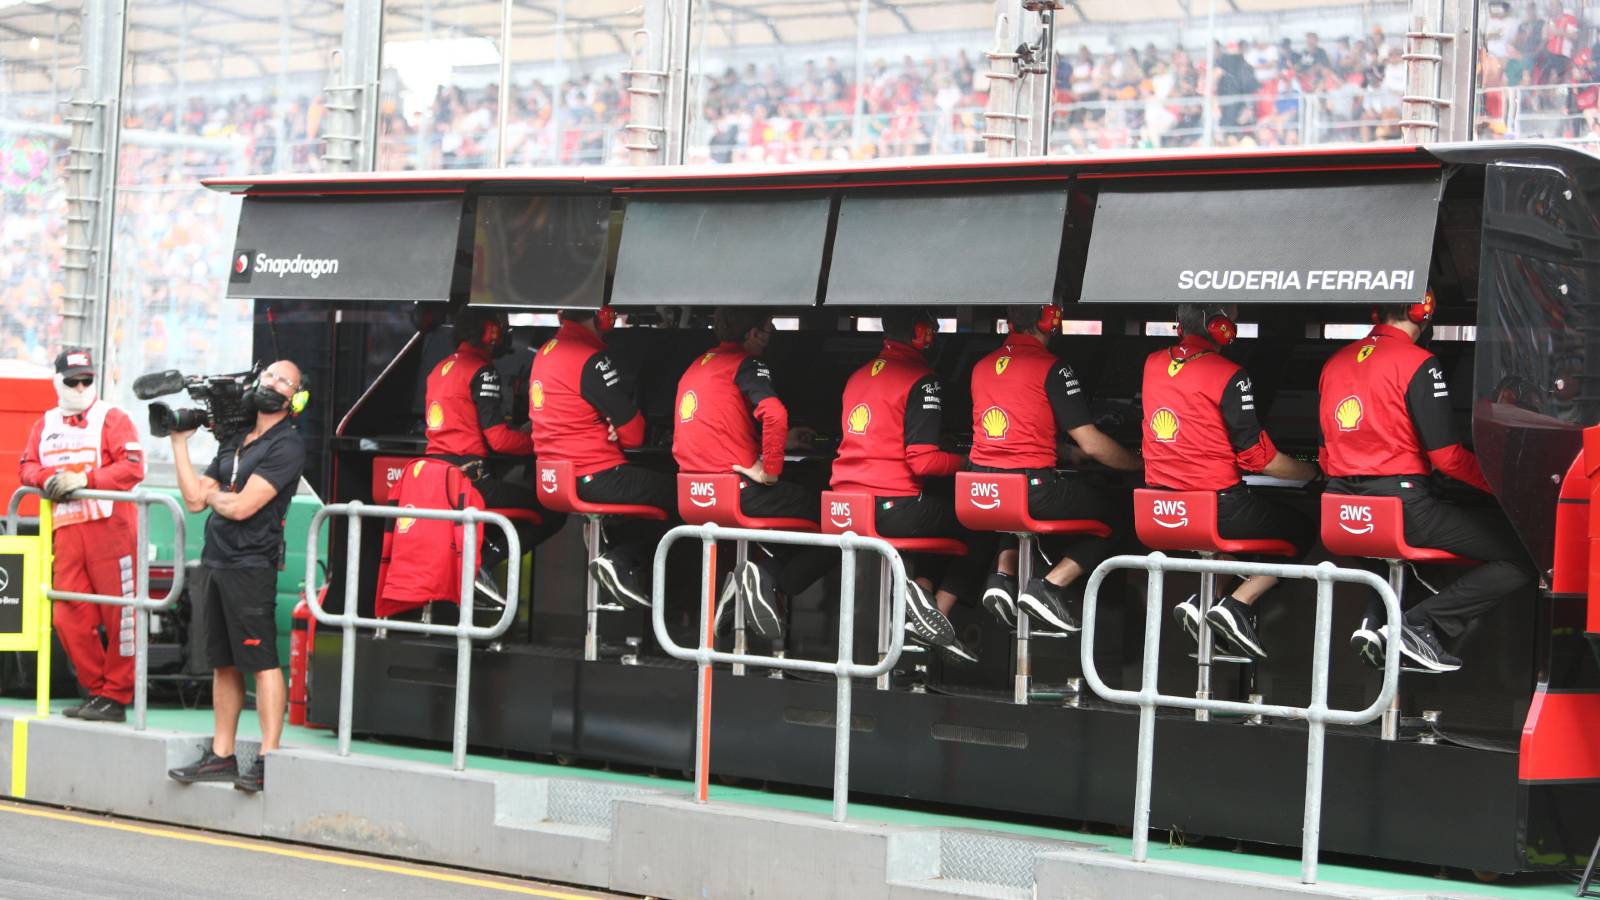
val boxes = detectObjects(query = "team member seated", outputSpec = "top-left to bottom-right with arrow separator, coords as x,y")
969,304 -> 1142,633
1141,304 -> 1319,659
831,309 -> 993,662
529,307 -> 674,608
674,307 -> 830,641
424,306 -> 567,593
1317,296 -> 1535,672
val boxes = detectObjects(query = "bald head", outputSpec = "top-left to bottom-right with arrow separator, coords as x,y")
261,360 -> 302,402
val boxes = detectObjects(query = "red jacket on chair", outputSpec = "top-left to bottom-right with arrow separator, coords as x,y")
375,458 -> 485,617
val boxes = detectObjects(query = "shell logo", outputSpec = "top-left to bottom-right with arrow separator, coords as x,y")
870,359 -> 886,377
425,401 -> 445,430
1149,407 -> 1180,443
441,360 -> 455,377
397,503 -> 418,534
1335,395 -> 1364,431
847,403 -> 871,434
1167,358 -> 1185,377
979,406 -> 1010,440
994,356 -> 1011,376
540,339 -> 558,355
1357,345 -> 1375,363
530,380 -> 545,410
679,390 -> 698,422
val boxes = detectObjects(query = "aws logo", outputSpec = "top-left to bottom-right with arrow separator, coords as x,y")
1338,503 -> 1375,535
967,480 -> 1002,511
679,390 -> 698,422
1357,344 -> 1375,363
870,359 -> 886,377
425,401 -> 445,430
539,467 -> 558,494
828,500 -> 854,530
688,480 -> 718,509
1149,407 -> 1180,443
530,380 -> 545,410
1335,395 -> 1363,431
847,403 -> 871,435
540,339 -> 558,355
1150,497 -> 1188,529
979,406 -> 1009,440
994,356 -> 1011,375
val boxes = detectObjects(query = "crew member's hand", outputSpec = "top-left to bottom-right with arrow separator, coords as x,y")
732,460 -> 777,485
606,424 -> 619,443
168,429 -> 197,442
785,426 -> 817,452
43,470 -> 88,501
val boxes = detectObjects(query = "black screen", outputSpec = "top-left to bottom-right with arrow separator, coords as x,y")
469,194 -> 610,309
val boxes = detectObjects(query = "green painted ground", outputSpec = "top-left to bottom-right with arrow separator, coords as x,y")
1,698 -> 1579,898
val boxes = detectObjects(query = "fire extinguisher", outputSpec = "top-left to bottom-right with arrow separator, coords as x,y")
288,588 -> 320,727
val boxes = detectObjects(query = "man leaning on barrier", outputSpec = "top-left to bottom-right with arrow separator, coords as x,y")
166,360 -> 307,793
17,347 -> 146,723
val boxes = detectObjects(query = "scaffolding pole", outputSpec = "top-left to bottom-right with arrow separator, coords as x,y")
63,0 -> 127,362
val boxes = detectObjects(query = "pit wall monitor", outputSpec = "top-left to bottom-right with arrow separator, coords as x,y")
1079,172 -> 1443,304
228,196 -> 464,303
469,194 -> 610,309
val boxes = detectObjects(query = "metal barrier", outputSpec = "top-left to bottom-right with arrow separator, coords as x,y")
649,522 -> 908,823
6,486 -> 187,731
1079,553 -> 1402,885
304,500 -> 522,771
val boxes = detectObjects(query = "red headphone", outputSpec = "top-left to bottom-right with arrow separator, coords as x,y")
1371,290 -> 1435,326
1036,304 -> 1063,334
1203,306 -> 1236,346
911,318 -> 937,351
595,305 -> 619,332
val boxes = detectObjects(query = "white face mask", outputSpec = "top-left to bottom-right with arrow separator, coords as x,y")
53,374 -> 95,414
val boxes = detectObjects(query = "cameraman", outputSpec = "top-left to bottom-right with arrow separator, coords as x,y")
166,360 -> 305,793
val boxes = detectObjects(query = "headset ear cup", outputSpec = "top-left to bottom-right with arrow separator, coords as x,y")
1370,305 -> 1381,325
1204,308 -> 1235,345
1037,305 -> 1062,334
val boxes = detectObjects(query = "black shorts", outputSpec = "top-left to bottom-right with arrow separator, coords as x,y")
204,566 -> 280,673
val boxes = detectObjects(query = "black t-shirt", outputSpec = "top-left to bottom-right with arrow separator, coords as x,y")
202,417 -> 306,570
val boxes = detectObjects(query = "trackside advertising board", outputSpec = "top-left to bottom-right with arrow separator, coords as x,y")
0,535 -> 44,651
1079,173 -> 1443,304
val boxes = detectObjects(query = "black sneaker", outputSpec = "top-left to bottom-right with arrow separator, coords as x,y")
78,695 -> 126,723
1350,617 -> 1385,670
234,757 -> 264,793
1204,596 -> 1267,660
713,572 -> 739,636
590,555 -> 651,609
1397,621 -> 1462,673
169,749 -> 238,784
1172,594 -> 1201,645
981,572 -> 1017,628
1018,578 -> 1079,633
941,636 -> 980,665
61,696 -> 93,719
903,579 -> 958,649
473,567 -> 507,611
739,560 -> 786,641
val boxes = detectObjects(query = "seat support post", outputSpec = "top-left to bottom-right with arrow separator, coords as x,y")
1015,533 -> 1034,705
733,540 -> 748,676
1382,559 -> 1405,741
583,515 -> 602,662
1195,551 -> 1216,723
876,554 -> 892,691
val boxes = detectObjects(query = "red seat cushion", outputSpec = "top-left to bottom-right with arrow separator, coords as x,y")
956,472 -> 1112,537
1134,489 -> 1297,557
676,473 -> 818,532
536,459 -> 669,520
1320,493 -> 1475,564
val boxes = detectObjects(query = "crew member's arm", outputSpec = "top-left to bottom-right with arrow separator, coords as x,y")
1407,357 -> 1492,493
170,433 -> 220,513
904,375 -> 964,476
88,408 -> 147,491
471,366 -> 533,456
734,356 -> 788,478
17,419 -> 49,488
579,351 -> 645,449
209,437 -> 304,521
1220,372 -> 1318,482
1050,363 -> 1142,472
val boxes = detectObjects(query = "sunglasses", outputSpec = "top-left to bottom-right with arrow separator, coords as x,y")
62,376 -> 94,389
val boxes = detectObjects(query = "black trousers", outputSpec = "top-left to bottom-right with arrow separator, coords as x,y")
1328,476 -> 1536,638
737,479 -> 834,598
1214,486 -> 1316,561
875,489 -> 997,601
973,467 -> 1132,575
577,464 -> 677,568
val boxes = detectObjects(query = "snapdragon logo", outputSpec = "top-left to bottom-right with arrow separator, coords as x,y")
248,251 -> 342,280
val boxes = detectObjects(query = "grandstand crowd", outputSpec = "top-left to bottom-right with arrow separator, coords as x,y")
3,3 -> 1599,375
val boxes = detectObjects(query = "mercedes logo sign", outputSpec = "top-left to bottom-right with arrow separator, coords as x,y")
0,567 -> 9,592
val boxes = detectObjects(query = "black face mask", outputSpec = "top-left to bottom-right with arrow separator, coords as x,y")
251,384 -> 289,413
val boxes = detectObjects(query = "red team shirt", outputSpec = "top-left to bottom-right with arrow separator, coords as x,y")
673,342 -> 788,476
831,340 -> 962,496
423,342 -> 533,460
968,337 -> 1092,470
528,321 -> 645,477
1141,334 -> 1277,492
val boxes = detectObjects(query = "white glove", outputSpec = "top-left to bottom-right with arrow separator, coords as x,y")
43,470 -> 88,501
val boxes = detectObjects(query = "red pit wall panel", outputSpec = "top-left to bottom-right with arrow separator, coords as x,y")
1521,690 -> 1600,782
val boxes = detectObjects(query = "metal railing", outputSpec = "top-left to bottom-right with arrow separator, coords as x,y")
304,500 -> 522,771
649,522 -> 908,823
6,486 -> 187,731
1079,553 -> 1402,885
